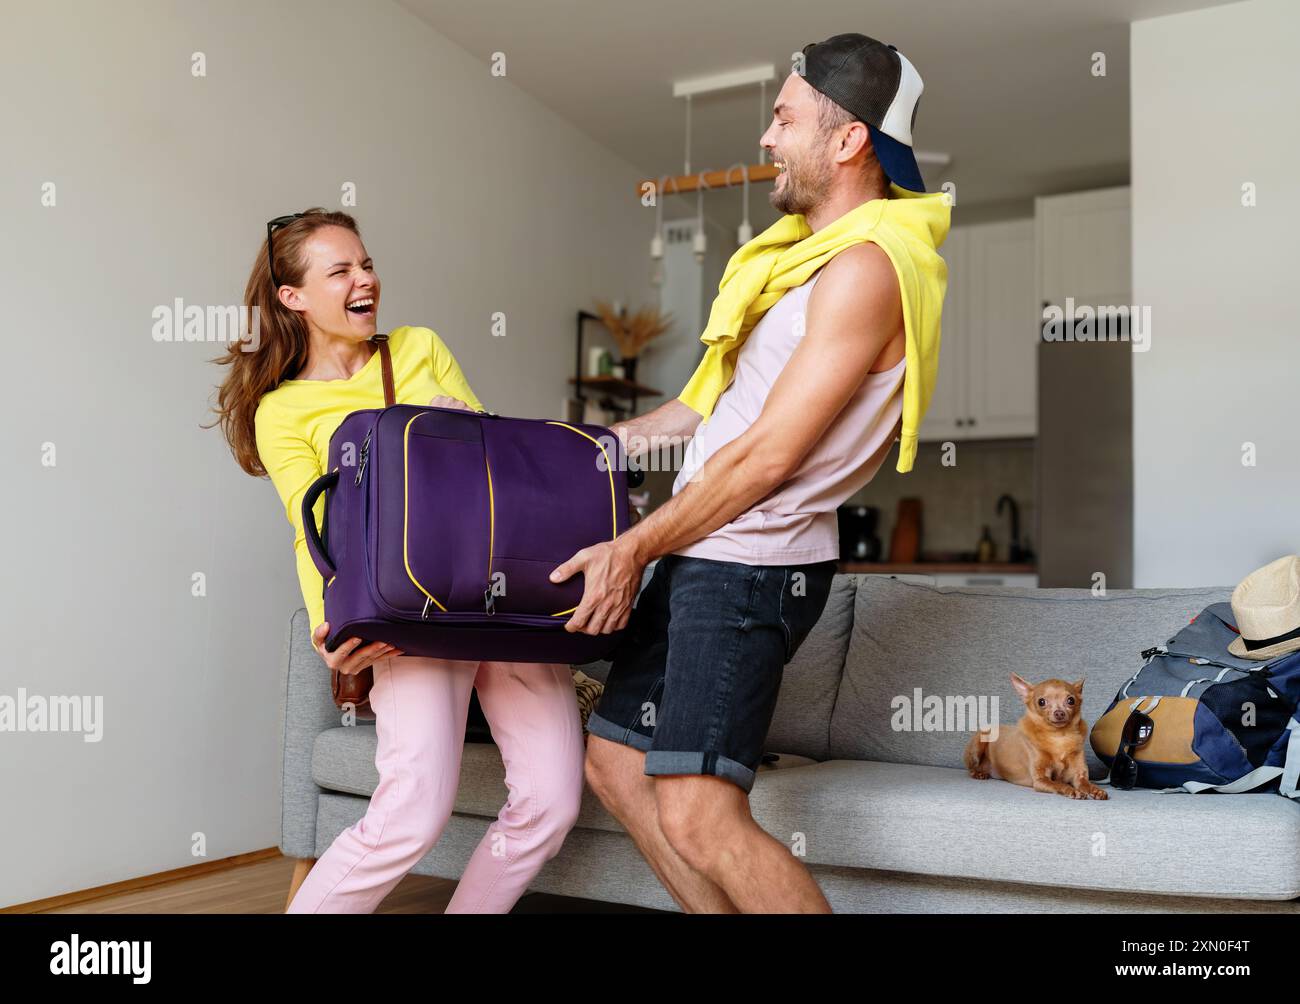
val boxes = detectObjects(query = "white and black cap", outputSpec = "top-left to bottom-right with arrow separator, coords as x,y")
799,33 -> 927,192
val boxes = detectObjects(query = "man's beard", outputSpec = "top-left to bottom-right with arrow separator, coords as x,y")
769,147 -> 833,216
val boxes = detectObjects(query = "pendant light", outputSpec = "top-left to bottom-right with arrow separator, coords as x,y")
693,172 -> 709,263
725,162 -> 753,245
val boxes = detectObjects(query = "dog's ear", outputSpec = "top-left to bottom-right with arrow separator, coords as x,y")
1010,673 -> 1032,700
1072,678 -> 1085,693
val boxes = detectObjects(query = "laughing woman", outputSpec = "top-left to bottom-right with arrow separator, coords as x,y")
212,208 -> 584,913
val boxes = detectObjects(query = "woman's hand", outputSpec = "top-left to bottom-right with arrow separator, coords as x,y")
312,621 -> 403,673
429,395 -> 475,411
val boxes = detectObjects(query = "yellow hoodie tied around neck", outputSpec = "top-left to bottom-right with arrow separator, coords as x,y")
676,183 -> 950,473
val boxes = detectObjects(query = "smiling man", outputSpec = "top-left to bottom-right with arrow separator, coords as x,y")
549,33 -> 950,913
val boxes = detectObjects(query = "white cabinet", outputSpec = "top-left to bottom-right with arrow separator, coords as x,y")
920,219 -> 1037,441
1035,186 -> 1131,311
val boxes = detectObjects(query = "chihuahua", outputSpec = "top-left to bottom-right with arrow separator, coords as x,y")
963,673 -> 1107,799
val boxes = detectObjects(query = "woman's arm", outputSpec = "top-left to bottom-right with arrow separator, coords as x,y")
254,403 -> 329,636
427,328 -> 486,412
254,400 -> 399,671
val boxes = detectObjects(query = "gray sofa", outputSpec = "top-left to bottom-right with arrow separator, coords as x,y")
278,573 -> 1300,913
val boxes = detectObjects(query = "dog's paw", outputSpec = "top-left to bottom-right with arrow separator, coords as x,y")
969,770 -> 989,780
1068,788 -> 1089,799
1083,785 -> 1109,800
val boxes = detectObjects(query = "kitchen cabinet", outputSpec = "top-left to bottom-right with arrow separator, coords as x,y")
920,219 -> 1037,441
1035,186 -> 1131,312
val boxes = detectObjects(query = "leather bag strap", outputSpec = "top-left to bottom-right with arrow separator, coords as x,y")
373,334 -> 396,406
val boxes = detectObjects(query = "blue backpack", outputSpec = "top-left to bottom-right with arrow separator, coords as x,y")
1090,602 -> 1300,797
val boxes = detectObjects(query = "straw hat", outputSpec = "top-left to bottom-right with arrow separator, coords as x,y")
1228,555 -> 1300,660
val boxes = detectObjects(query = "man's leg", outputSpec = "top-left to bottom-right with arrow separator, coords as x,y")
582,555 -> 735,910
638,557 -> 840,913
654,773 -> 831,913
585,734 -> 739,913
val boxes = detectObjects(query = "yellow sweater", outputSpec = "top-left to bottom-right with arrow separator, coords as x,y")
677,183 -> 950,472
254,325 -> 485,637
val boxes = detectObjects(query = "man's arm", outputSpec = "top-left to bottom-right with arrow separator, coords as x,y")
611,397 -> 703,460
552,241 -> 903,635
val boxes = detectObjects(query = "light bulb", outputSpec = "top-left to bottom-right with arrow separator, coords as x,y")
650,233 -> 664,259
737,221 -> 753,244
692,228 -> 707,262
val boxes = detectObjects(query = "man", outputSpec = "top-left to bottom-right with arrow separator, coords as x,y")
549,33 -> 950,912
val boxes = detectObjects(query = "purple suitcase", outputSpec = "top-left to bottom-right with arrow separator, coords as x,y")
301,402 -> 635,664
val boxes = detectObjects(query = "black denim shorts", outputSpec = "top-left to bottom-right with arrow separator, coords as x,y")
586,553 -> 837,793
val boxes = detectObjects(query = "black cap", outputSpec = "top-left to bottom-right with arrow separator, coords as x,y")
800,33 -> 927,192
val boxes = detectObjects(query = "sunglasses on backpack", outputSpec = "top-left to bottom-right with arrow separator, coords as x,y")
1109,708 -> 1155,790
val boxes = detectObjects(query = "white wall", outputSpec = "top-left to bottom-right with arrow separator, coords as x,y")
637,215 -> 734,411
0,0 -> 654,905
1131,0 -> 1300,588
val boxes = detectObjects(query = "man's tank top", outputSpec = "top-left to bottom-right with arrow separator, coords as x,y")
670,266 -> 906,565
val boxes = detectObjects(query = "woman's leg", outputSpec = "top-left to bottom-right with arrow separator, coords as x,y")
444,662 -> 585,913
286,654 -> 478,913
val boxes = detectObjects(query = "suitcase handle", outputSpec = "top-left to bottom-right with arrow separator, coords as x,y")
301,470 -> 339,581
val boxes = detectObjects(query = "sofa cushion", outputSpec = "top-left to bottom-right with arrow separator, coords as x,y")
314,728 -> 819,833
312,729 -> 1300,899
747,760 -> 1300,900
834,577 -> 1232,775
764,573 -> 857,761
573,569 -> 856,761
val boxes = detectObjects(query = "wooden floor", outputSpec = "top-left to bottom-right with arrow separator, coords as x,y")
27,853 -> 663,914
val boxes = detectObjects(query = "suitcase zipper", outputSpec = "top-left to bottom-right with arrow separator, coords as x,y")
1139,645 -> 1282,672
354,428 -> 372,486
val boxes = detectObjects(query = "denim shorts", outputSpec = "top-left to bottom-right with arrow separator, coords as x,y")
585,553 -> 837,793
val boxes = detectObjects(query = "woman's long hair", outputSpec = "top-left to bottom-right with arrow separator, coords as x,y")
207,208 -> 362,476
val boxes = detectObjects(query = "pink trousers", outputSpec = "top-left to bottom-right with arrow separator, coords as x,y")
286,655 -> 586,914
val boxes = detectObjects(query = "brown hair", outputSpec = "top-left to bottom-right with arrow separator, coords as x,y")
811,90 -> 886,189
206,208 -> 362,476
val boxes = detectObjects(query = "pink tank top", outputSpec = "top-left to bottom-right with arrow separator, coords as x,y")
671,266 -> 906,565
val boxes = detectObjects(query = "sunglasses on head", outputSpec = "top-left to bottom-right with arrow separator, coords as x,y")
266,213 -> 305,290
1109,708 -> 1155,790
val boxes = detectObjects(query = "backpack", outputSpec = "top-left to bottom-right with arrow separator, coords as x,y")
1090,602 -> 1300,797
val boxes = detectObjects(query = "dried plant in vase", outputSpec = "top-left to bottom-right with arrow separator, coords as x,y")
593,300 -> 673,384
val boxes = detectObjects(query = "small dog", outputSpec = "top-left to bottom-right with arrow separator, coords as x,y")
963,673 -> 1108,799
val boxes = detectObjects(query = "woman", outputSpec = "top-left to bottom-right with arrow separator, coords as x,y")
213,209 -> 584,913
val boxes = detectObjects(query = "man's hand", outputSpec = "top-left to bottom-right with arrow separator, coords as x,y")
550,538 -> 646,635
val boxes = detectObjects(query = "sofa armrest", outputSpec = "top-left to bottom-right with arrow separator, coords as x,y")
278,607 -> 357,858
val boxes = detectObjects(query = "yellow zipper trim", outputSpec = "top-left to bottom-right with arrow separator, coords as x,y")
544,421 -> 619,617
403,414 -> 448,613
